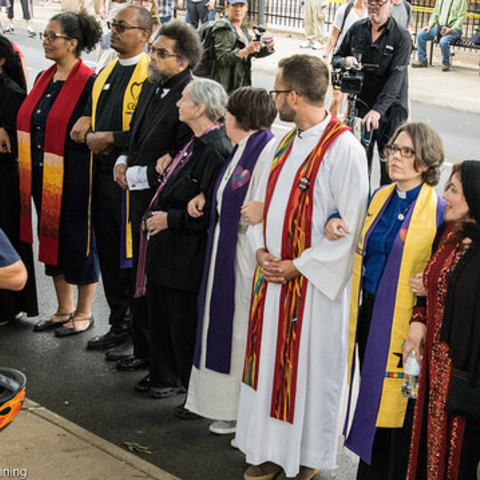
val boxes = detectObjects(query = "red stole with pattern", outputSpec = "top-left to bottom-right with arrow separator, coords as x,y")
18,60 -> 93,265
242,116 -> 348,423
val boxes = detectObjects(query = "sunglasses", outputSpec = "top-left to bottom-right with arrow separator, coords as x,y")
107,21 -> 147,33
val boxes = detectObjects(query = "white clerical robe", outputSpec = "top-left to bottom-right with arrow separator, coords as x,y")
236,115 -> 369,477
186,135 -> 276,420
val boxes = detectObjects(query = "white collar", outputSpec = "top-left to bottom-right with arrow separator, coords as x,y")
118,53 -> 144,67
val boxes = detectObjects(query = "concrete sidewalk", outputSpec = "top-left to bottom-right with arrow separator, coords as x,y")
1,399 -> 179,480
11,0 -> 480,114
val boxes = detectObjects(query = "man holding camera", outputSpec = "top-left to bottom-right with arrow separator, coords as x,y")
412,0 -> 467,72
334,0 -> 411,185
212,0 -> 274,94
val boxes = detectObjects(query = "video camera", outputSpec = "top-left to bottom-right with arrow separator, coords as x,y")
331,59 -> 364,95
252,24 -> 266,43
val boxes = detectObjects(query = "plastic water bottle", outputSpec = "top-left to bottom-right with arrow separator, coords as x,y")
401,351 -> 421,399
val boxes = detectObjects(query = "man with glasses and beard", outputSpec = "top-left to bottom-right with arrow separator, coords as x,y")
70,4 -> 152,362
334,0 -> 411,186
112,20 -> 202,395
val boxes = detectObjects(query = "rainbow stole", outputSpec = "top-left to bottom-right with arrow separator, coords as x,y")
345,183 -> 443,462
242,116 -> 348,424
18,60 -> 93,266
91,54 -> 149,268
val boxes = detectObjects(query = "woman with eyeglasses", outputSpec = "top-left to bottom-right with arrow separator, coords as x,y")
406,161 -> 480,479
184,87 -> 276,434
137,78 -> 232,418
325,122 -> 445,480
17,12 -> 102,337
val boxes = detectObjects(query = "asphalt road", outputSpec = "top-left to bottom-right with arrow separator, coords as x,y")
2,28 -> 480,480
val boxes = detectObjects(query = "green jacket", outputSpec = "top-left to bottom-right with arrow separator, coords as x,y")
212,19 -> 271,94
429,0 -> 467,31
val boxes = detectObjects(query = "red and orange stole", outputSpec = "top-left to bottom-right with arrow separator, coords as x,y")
18,60 -> 94,266
242,116 -> 348,423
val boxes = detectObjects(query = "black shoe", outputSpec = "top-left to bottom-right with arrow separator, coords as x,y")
105,342 -> 134,361
175,403 -> 200,420
135,375 -> 150,393
55,316 -> 94,337
149,386 -> 185,399
116,356 -> 149,371
87,330 -> 128,350
34,313 -> 73,332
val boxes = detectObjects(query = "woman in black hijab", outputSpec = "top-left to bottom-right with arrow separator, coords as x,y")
406,160 -> 480,480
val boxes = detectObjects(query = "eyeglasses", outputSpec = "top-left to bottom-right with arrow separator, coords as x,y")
269,90 -> 292,99
385,144 -> 416,158
107,21 -> 147,33
148,45 -> 179,59
367,0 -> 389,6
40,32 -> 71,42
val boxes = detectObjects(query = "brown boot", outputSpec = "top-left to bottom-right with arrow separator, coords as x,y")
276,466 -> 320,480
244,462 -> 283,480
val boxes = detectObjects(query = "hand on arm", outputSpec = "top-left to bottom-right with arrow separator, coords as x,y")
187,193 -> 206,218
70,116 -> 92,143
155,153 -> 172,175
409,273 -> 426,297
241,201 -> 264,225
324,218 -> 350,241
146,211 -> 169,236
114,164 -> 128,190
0,128 -> 11,154
86,131 -> 115,155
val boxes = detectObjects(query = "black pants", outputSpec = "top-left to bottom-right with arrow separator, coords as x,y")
7,0 -> 31,20
130,189 -> 155,360
364,105 -> 408,186
92,168 -> 132,332
186,0 -> 209,29
147,281 -> 198,390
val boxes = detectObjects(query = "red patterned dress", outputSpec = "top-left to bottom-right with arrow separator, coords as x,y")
407,223 -> 480,479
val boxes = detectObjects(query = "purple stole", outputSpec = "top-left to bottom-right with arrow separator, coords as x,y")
193,130 -> 274,373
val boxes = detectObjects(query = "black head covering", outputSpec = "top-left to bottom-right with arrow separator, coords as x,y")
460,160 -> 480,240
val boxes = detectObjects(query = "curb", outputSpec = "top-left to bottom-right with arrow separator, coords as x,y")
22,398 -> 180,480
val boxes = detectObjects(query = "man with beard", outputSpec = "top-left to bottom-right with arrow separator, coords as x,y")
334,0 -> 411,186
235,54 -> 369,480
113,20 -> 202,392
70,5 -> 152,361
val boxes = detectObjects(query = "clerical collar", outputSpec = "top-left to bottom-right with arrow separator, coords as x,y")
395,183 -> 422,200
296,113 -> 332,140
119,53 -> 144,66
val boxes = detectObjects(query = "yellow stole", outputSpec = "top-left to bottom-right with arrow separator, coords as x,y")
348,183 -> 440,427
89,53 -> 149,263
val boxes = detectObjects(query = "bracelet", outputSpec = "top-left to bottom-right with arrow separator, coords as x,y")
322,54 -> 329,59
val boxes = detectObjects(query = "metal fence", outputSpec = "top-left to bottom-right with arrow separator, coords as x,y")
246,0 -> 480,39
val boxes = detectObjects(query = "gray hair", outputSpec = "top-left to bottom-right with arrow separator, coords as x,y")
187,78 -> 228,122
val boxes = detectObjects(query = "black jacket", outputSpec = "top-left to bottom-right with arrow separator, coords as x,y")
334,17 -> 411,118
126,68 -> 193,187
0,72 -> 25,163
147,128 -> 232,292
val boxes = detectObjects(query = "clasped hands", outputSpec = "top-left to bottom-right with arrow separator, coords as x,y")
256,248 -> 300,285
145,211 -> 168,236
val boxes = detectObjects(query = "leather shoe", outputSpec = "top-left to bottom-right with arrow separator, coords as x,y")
34,313 -> 73,332
135,375 -> 150,393
149,386 -> 185,399
105,342 -> 134,361
87,330 -> 128,350
55,316 -> 94,337
116,356 -> 149,371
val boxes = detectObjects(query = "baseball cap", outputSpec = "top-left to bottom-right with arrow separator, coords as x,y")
228,0 -> 248,4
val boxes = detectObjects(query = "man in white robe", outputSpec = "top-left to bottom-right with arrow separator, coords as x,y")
237,54 -> 369,480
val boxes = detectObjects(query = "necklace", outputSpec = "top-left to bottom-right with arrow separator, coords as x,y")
396,202 -> 412,221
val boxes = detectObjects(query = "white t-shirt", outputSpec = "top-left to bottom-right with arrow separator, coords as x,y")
332,2 -> 368,50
